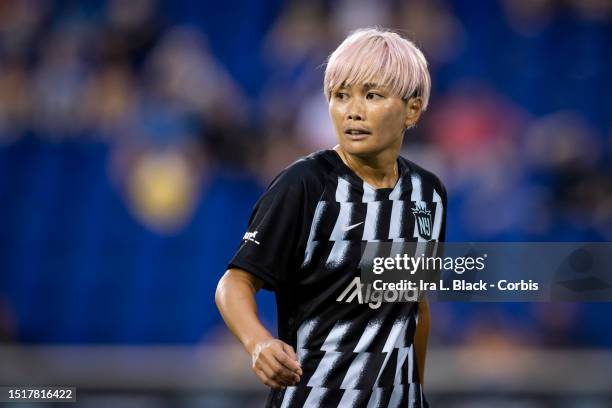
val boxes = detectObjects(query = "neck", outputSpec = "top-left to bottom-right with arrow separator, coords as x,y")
334,145 -> 399,189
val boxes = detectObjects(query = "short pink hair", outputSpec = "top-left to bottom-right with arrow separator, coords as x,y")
324,27 -> 431,110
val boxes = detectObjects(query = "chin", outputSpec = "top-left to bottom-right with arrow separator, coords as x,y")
340,138 -> 384,157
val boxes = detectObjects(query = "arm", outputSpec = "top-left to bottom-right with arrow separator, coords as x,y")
215,268 -> 302,389
414,296 -> 430,385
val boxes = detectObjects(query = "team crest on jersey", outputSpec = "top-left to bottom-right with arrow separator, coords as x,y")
412,202 -> 433,240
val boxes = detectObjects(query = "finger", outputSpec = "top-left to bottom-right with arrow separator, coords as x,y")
261,354 -> 299,384
265,377 -> 283,389
254,368 -> 268,383
259,359 -> 294,386
282,343 -> 298,361
281,343 -> 303,376
272,362 -> 300,384
255,368 -> 284,389
264,349 -> 301,382
273,347 -> 302,375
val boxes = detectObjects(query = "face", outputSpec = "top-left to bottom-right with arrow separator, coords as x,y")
329,82 -> 422,157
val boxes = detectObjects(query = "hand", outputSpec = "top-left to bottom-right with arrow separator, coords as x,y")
250,338 -> 303,389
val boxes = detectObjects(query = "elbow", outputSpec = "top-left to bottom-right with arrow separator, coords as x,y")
215,274 -> 227,311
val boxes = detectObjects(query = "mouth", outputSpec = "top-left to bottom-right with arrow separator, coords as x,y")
344,128 -> 371,140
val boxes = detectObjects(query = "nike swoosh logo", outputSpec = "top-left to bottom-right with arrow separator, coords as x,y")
341,221 -> 364,232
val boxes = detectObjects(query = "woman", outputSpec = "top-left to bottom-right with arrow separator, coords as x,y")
216,27 -> 446,407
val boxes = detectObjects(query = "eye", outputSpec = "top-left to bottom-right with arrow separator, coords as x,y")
366,92 -> 383,100
334,91 -> 349,100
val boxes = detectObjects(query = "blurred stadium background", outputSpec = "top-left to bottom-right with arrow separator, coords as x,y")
0,0 -> 611,406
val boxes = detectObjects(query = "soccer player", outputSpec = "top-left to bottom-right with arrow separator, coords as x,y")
216,27 -> 446,407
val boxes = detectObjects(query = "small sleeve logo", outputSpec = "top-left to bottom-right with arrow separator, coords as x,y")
242,231 -> 260,245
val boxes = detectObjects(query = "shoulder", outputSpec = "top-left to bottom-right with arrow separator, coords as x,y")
399,156 -> 447,200
253,150 -> 333,216
268,150 -> 336,191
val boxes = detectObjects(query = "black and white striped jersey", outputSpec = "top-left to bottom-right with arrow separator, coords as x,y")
229,149 -> 447,408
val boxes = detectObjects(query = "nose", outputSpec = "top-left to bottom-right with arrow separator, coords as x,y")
347,98 -> 365,121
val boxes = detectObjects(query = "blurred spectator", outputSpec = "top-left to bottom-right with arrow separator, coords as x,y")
98,0 -> 163,68
426,83 -> 529,239
0,61 -> 30,141
524,111 -> 608,239
82,62 -> 137,137
392,0 -> 466,64
0,0 -> 49,61
30,25 -> 91,137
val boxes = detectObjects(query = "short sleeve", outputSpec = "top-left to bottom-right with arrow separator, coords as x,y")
228,169 -> 306,291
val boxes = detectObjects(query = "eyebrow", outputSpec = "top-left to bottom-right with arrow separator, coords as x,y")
338,82 -> 384,90
363,83 -> 381,90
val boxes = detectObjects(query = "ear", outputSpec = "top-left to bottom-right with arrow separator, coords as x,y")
404,97 -> 423,129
